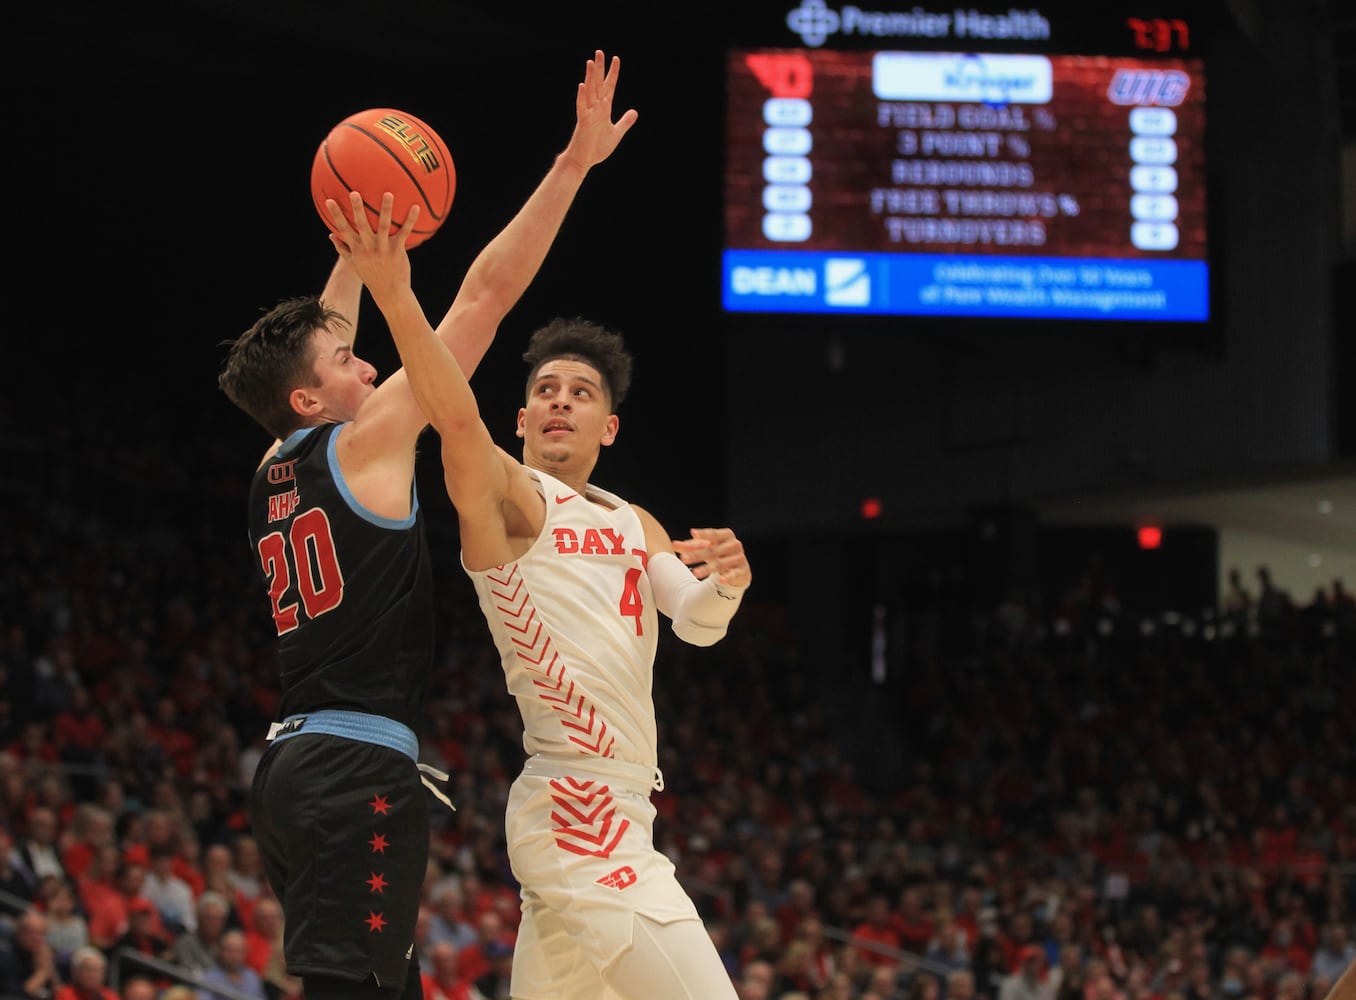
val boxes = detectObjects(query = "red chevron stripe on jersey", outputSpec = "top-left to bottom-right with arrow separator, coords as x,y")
488,564 -> 616,757
548,777 -> 630,858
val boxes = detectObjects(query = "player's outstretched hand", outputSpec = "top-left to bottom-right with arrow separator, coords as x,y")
326,191 -> 417,302
672,528 -> 752,589
562,49 -> 639,171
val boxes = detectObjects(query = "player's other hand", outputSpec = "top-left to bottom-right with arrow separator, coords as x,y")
672,527 -> 751,589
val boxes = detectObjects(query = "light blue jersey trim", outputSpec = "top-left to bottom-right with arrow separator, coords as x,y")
275,426 -> 315,457
324,422 -> 418,529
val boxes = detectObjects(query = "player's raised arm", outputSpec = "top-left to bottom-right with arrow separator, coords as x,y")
328,197 -> 472,426
329,192 -> 508,504
318,255 -> 363,347
433,49 -> 638,377
329,50 -> 636,500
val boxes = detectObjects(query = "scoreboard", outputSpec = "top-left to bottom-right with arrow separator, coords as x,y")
720,5 -> 1211,322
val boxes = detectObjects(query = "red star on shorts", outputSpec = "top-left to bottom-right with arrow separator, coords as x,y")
368,833 -> 389,854
365,911 -> 387,933
366,872 -> 388,894
368,794 -> 391,815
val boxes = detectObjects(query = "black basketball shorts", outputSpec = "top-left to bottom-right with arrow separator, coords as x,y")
250,732 -> 430,988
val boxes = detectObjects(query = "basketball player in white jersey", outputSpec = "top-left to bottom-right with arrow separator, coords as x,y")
325,68 -> 750,997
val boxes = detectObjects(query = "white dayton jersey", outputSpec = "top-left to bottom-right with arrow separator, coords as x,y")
465,468 -> 660,770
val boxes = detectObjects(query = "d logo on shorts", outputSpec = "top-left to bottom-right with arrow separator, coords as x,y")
595,866 -> 637,890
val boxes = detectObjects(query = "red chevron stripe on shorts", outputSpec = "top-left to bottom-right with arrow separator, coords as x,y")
548,777 -> 630,858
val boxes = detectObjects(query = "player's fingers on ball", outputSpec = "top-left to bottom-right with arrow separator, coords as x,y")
346,191 -> 371,234
325,199 -> 350,230
397,205 -> 420,241
376,192 -> 396,229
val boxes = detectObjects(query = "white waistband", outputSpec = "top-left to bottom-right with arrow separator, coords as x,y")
521,753 -> 665,794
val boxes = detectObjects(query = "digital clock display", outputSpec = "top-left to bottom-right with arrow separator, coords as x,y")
1127,17 -> 1191,53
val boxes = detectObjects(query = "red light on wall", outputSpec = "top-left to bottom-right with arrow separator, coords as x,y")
860,497 -> 882,520
1137,525 -> 1163,550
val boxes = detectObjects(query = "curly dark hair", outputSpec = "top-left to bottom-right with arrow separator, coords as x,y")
522,317 -> 633,409
218,296 -> 349,440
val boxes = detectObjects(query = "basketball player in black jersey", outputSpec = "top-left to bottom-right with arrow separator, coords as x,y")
216,51 -> 636,1000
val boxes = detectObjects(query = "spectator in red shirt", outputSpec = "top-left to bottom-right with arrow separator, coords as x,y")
852,894 -> 904,968
76,844 -> 126,951
999,910 -> 1039,974
7,720 -> 60,768
893,884 -> 936,955
454,909 -> 516,985
169,831 -> 206,899
54,947 -> 118,1000
146,696 -> 198,779
51,687 -> 107,782
421,942 -> 477,1000
62,804 -> 116,883
1261,917 -> 1313,975
85,855 -> 160,954
773,878 -> 819,946
242,897 -> 283,979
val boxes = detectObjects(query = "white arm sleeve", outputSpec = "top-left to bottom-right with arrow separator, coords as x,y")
648,551 -> 747,647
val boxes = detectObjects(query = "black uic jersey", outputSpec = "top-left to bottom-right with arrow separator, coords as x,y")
246,423 -> 433,731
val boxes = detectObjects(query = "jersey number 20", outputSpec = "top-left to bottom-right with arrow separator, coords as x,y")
257,508 -> 344,634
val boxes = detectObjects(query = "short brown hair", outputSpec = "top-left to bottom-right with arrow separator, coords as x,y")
219,296 -> 349,440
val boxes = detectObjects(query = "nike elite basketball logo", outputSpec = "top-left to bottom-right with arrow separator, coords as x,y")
555,493 -> 578,504
596,866 -> 638,890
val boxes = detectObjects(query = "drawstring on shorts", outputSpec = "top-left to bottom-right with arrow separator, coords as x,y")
266,709 -> 456,811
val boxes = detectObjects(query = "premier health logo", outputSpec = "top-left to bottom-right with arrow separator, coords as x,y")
786,0 -> 841,46
825,258 -> 871,306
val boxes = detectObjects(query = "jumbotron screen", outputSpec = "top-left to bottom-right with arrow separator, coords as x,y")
722,48 -> 1209,321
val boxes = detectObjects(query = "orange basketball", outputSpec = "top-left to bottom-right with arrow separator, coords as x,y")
311,108 -> 456,248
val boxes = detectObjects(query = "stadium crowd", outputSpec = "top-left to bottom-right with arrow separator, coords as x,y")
0,446 -> 1353,1000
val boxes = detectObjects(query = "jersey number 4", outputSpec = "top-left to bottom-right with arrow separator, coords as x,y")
257,508 -> 344,635
620,567 -> 644,635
